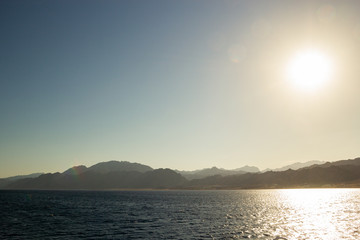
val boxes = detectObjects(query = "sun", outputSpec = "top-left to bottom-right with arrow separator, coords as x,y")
286,49 -> 334,92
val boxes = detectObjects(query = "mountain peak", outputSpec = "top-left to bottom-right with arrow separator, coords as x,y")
234,166 -> 260,173
87,160 -> 153,174
63,165 -> 87,175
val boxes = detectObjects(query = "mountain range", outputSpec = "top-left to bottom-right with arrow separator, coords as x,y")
1,158 -> 360,190
0,173 -> 44,188
176,166 -> 259,180
262,160 -> 325,172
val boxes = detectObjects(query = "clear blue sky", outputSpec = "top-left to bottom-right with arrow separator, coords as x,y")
1,0 -> 360,177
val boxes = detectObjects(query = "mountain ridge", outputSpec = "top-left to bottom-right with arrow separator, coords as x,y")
2,157 -> 360,190
0,173 -> 44,188
175,165 -> 260,180
262,160 -> 326,172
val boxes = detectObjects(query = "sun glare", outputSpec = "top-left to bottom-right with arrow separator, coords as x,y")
286,49 -> 334,92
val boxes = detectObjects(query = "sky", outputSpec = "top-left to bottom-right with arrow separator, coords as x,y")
1,0 -> 360,178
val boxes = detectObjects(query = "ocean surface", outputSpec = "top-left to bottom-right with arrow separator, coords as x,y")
1,189 -> 359,239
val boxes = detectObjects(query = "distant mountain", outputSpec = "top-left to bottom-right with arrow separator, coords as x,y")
306,157 -> 360,169
3,157 -> 360,190
63,165 -> 88,175
183,163 -> 360,189
1,172 -> 44,181
87,160 -> 153,173
138,169 -> 187,188
176,165 -> 259,180
176,167 -> 246,180
62,161 -> 153,176
263,160 -> 325,172
1,161 -> 155,189
0,173 -> 44,188
234,166 -> 260,173
6,168 -> 186,190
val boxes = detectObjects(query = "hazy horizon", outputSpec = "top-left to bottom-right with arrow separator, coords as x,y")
1,0 -> 360,178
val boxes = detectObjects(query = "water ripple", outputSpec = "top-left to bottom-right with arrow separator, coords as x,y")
0,189 -> 359,239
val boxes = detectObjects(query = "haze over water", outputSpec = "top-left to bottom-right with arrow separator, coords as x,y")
1,189 -> 359,239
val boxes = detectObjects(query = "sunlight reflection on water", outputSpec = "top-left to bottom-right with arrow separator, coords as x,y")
276,189 -> 360,239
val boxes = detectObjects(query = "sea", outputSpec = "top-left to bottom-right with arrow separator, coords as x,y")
1,189 -> 359,239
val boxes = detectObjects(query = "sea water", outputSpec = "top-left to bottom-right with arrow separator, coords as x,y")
1,189 -> 359,239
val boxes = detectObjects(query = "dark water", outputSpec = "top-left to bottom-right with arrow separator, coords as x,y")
1,189 -> 359,239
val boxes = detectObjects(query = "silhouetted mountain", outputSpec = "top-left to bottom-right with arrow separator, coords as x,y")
87,161 -> 153,173
62,165 -> 88,175
0,173 -> 44,188
263,160 -> 325,172
233,165 -> 259,173
0,179 -> 6,188
306,157 -> 360,169
3,157 -> 360,190
1,161 -> 154,189
183,164 -> 360,189
61,161 -> 152,176
176,166 -> 256,180
136,169 -> 187,188
6,167 -> 186,190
